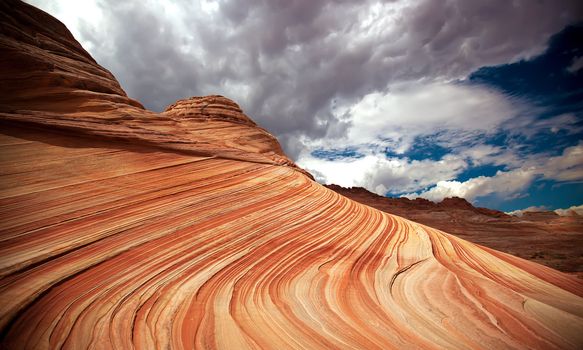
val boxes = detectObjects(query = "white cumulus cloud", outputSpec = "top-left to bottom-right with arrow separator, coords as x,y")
404,168 -> 536,202
506,206 -> 548,217
406,142 -> 583,202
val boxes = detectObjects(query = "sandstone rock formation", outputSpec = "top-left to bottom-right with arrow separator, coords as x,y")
1,1 -> 582,349
326,185 -> 583,275
0,0 -> 306,176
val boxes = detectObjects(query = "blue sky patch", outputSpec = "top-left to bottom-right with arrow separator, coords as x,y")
470,24 -> 583,155
385,137 -> 450,161
469,24 -> 583,111
477,181 -> 583,212
311,147 -> 364,160
456,164 -> 507,183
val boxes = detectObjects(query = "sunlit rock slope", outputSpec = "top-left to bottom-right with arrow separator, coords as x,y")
1,1 -> 582,349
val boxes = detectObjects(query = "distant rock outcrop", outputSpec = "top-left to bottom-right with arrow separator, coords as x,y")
1,1 -> 582,349
325,185 -> 509,215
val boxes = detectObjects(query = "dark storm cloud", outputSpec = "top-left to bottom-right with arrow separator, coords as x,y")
77,2 -> 204,112
31,0 -> 583,158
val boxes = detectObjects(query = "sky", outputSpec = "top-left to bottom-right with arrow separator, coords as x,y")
27,0 -> 583,212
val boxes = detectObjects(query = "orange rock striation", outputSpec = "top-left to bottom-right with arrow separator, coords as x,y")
1,1 -> 582,349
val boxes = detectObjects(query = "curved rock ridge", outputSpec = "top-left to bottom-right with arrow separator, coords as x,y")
160,95 -> 302,172
1,1 -> 583,349
164,95 -> 257,126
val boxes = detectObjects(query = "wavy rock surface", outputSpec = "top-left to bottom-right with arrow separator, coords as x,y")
1,1 -> 582,349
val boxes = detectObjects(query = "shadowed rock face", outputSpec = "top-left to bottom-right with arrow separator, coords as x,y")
0,1 -> 582,349
326,185 -> 583,275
